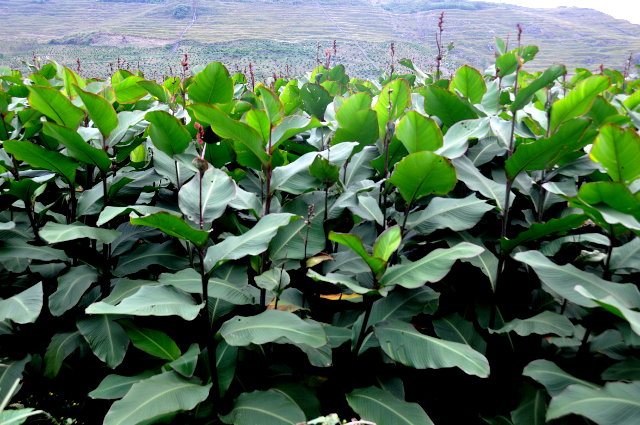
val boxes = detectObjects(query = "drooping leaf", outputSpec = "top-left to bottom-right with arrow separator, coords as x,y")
374,319 -> 490,377
113,76 -> 148,104
433,312 -> 487,355
0,283 -> 43,324
328,231 -> 386,280
510,382 -> 547,425
511,64 -> 567,112
0,355 -> 31,404
26,85 -> 84,129
112,241 -> 189,276
42,122 -> 111,171
130,212 -> 209,249
453,155 -> 513,213
103,371 -> 211,425
118,319 -> 181,361
89,371 -> 157,400
347,386 -> 434,425
77,314 -> 129,369
49,265 -> 98,316
0,240 -> 69,264
158,268 -> 253,305
523,359 -> 600,396
145,111 -> 191,158
188,61 -> 233,105
589,123 -> 640,184
299,83 -> 333,120
422,85 -> 477,127
495,46 -> 538,77
168,343 -> 199,378
610,237 -> 640,272
406,194 -> 494,235
3,140 -> 77,184
75,86 -> 118,139
549,75 -> 610,133
436,117 -> 490,159
44,330 -> 84,378
40,222 -> 121,244
216,340 -> 238,397
500,214 -> 587,253
490,311 -> 574,337
220,390 -> 305,425
388,151 -> 457,204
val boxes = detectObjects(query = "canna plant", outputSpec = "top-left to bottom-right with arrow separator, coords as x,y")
0,37 -> 639,425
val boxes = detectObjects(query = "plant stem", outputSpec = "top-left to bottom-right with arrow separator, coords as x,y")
603,224 -> 614,280
355,294 -> 374,355
25,204 -> 41,243
101,243 -> 110,297
101,170 -> 109,209
69,183 -> 76,224
198,247 -> 220,407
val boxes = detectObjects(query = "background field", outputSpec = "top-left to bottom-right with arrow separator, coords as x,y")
1,0 -> 640,79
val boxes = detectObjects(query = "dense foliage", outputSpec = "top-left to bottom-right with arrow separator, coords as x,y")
1,35 -> 640,425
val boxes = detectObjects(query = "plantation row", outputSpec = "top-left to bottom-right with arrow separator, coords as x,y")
0,35 -> 640,425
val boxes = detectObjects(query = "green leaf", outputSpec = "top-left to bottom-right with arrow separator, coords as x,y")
220,390 -> 305,425
189,103 -> 268,169
130,212 -> 209,249
270,116 -> 322,154
513,250 -> 640,308
433,312 -> 487,355
422,85 -> 477,127
77,315 -> 129,369
395,111 -> 443,154
26,85 -> 84,129
379,242 -> 484,288
309,155 -> 339,185
145,111 -> 191,158
349,195 -> 384,226
436,117 -> 490,159
346,386 -> 433,425
42,122 -> 112,172
574,285 -> 640,337
113,76 -> 148,104
256,86 -> 285,127
204,213 -> 296,271
496,46 -> 538,77
168,343 -> 199,378
0,283 -> 42,324
373,226 -> 401,262
89,371 -> 157,399
103,371 -> 211,425
452,155 -> 513,213
0,241 -> 68,268
112,241 -> 189,276
0,355 -> 31,404
610,237 -> 640,271
511,382 -> 547,425
307,270 -> 371,295
75,86 -> 118,139
590,123 -> 640,184
188,62 -> 233,105
220,310 -> 327,348
328,231 -> 387,280
446,232 -> 498,291
601,357 -> 640,381
136,80 -> 171,104
118,319 -> 181,361
490,311 -> 574,337
299,83 -> 333,120
3,140 -> 77,184
332,92 -> 378,149
500,214 -> 587,253
367,287 -> 439,330
216,340 -> 238,397
547,381 -> 640,425
549,75 -> 610,133
406,194 -> 494,235
450,65 -> 487,104
158,268 -> 253,305
40,222 -> 121,244
373,78 -> 411,139
511,64 -> 567,112
49,265 -> 98,316
577,182 -> 640,223
388,151 -> 457,204
374,318 -> 490,377
523,359 -> 600,396
44,330 -> 84,378
505,118 -> 592,180
86,286 -> 202,321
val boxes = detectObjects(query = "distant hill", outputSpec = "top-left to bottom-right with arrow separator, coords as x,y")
1,0 -> 639,78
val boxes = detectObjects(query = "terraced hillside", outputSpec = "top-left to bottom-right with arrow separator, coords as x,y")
1,0 -> 640,78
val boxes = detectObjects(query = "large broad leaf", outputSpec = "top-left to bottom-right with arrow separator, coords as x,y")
511,64 -> 567,112
3,140 -> 77,184
406,193 -> 494,235
103,371 -> 211,425
395,111 -> 443,154
513,250 -> 640,308
374,319 -> 490,377
188,61 -> 233,105
499,214 -> 587,253
89,371 -> 157,399
112,241 -> 189,276
42,122 -> 111,171
379,242 -> 483,288
216,340 -> 238,397
342,146 -> 378,188
98,206 -> 179,227
332,92 -> 378,149
40,222 -> 121,244
433,312 -> 487,355
0,355 -> 31,404
574,286 -> 640,337
220,310 -> 327,348
436,117 -> 490,159
145,111 -> 191,158
373,78 -> 411,139
256,86 -> 285,127
203,213 -> 296,272
86,286 -> 202,321
130,212 -> 209,249
49,265 -> 98,316
510,382 -> 547,425
119,319 -> 180,361
0,283 -> 43,324
374,226 -> 402,262
446,233 -> 499,292
77,315 -> 129,369
0,240 -> 69,264
546,381 -> 640,425
113,76 -> 147,104
178,167 -> 237,224
505,118 -> 592,180
610,237 -> 640,272
136,80 -> 171,104
490,311 -> 574,337
168,343 -> 199,378
453,155 -> 513,213
450,65 -> 487,104
422,85 -> 477,127
577,182 -> 640,223
589,123 -> 640,184
346,386 -> 433,425
75,86 -> 118,139
495,46 -> 538,77
388,151 -> 457,204
601,357 -> 640,381
158,268 -> 253,305
523,359 -> 600,396
101,279 -> 161,305
44,330 -> 84,378
549,75 -> 610,133
26,85 -> 84,129
220,390 -> 305,425
299,83 -> 333,120
328,231 -> 387,280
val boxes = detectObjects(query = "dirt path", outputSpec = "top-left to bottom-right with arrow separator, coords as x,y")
163,0 -> 198,60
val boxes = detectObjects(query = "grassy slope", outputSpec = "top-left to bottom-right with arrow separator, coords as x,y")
1,0 -> 639,78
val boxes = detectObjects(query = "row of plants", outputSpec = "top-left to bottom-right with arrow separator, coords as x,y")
1,28 -> 640,425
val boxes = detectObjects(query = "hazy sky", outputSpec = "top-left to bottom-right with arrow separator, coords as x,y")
493,0 -> 640,25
